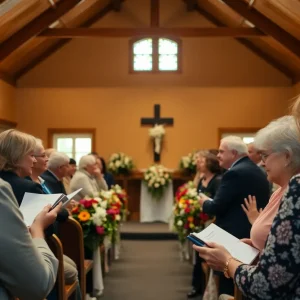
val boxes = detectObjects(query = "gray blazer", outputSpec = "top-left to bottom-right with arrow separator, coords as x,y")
0,179 -> 58,300
70,170 -> 108,200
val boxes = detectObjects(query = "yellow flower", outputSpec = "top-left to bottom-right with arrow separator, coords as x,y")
78,211 -> 91,222
179,198 -> 185,204
189,223 -> 195,229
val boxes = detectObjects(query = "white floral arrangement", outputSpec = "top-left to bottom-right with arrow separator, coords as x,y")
179,151 -> 197,174
108,152 -> 134,175
149,124 -> 165,154
144,164 -> 171,200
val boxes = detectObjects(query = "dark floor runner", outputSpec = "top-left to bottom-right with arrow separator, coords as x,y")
101,240 -> 193,300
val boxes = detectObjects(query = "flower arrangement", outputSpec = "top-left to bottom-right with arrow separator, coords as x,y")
173,182 -> 209,243
149,124 -> 165,154
144,164 -> 171,200
110,184 -> 128,220
72,197 -> 108,251
108,152 -> 134,175
98,190 -> 122,243
179,151 -> 197,175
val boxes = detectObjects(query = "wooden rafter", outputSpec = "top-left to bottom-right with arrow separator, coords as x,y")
39,27 -> 265,38
186,0 -> 197,12
0,0 -> 81,62
222,0 -> 300,57
0,70 -> 16,86
15,2 -> 115,79
194,4 -> 296,81
150,0 -> 159,27
112,0 -> 122,11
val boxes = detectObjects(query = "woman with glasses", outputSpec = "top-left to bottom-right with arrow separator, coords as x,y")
193,114 -> 300,299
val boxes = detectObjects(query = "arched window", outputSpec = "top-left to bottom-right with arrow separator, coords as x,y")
131,37 -> 181,73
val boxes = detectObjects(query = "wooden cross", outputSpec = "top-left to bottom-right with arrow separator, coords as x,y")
140,104 -> 174,162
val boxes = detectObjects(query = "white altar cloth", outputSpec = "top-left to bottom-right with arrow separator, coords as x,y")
140,181 -> 174,223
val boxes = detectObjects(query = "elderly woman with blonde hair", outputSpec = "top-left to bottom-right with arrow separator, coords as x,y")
0,129 -> 43,204
194,113 -> 300,299
70,154 -> 108,200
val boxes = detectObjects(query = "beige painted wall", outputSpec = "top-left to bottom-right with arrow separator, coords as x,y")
16,87 -> 292,169
0,79 -> 16,122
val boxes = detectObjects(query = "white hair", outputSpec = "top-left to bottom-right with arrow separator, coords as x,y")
254,115 -> 300,171
34,138 -> 44,154
221,136 -> 248,155
48,152 -> 69,169
79,155 -> 96,170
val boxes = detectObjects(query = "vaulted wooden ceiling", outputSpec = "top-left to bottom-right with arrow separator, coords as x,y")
0,0 -> 299,86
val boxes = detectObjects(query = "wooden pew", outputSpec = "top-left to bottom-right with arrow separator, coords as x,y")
57,217 -> 93,298
46,234 -> 78,300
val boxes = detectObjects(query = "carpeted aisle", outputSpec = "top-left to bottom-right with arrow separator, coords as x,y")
101,240 -> 192,300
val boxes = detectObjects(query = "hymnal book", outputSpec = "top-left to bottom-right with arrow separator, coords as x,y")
188,223 -> 259,264
20,188 -> 82,226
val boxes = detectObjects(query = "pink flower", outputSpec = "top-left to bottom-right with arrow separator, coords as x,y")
96,226 -> 105,235
107,208 -> 118,215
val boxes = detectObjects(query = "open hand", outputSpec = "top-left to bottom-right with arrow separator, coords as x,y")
241,195 -> 262,225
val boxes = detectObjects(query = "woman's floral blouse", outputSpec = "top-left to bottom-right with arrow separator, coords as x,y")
234,175 -> 300,299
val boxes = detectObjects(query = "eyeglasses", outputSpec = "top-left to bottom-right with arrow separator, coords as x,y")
34,154 -> 47,159
260,152 -> 272,163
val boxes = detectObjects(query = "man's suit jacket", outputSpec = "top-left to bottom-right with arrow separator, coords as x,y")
0,170 -> 43,205
41,170 -> 66,194
203,156 -> 269,239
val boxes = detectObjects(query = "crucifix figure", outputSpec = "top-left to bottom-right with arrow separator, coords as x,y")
140,104 -> 174,162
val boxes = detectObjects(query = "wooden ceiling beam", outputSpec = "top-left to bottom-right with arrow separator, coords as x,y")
150,0 -> 159,27
15,2 -> 115,79
0,70 -> 16,86
39,27 -> 265,38
222,0 -> 300,57
186,0 -> 197,12
194,3 -> 296,81
0,0 -> 81,62
112,0 -> 122,11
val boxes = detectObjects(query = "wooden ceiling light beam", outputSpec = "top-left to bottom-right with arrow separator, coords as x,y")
222,0 -> 300,57
39,27 -> 265,38
150,0 -> 159,27
0,0 -> 81,62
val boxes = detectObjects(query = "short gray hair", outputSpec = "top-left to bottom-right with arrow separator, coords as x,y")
221,136 -> 248,155
48,152 -> 69,169
254,115 -> 300,170
79,155 -> 96,170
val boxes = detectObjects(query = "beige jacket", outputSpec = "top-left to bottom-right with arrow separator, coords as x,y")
70,170 -> 108,200
0,179 -> 58,300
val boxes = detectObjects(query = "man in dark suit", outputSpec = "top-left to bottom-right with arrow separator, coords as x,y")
41,152 -> 70,194
199,136 -> 269,296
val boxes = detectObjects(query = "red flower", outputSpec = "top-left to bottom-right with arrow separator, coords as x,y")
199,212 -> 209,222
79,199 -> 93,208
72,206 -> 79,214
107,208 -> 119,215
184,222 -> 190,229
184,207 -> 191,213
96,226 -> 105,235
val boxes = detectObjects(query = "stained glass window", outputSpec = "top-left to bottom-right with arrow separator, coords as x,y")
132,37 -> 179,72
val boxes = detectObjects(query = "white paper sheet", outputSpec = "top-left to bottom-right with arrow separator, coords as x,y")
20,188 -> 82,226
192,223 -> 259,264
